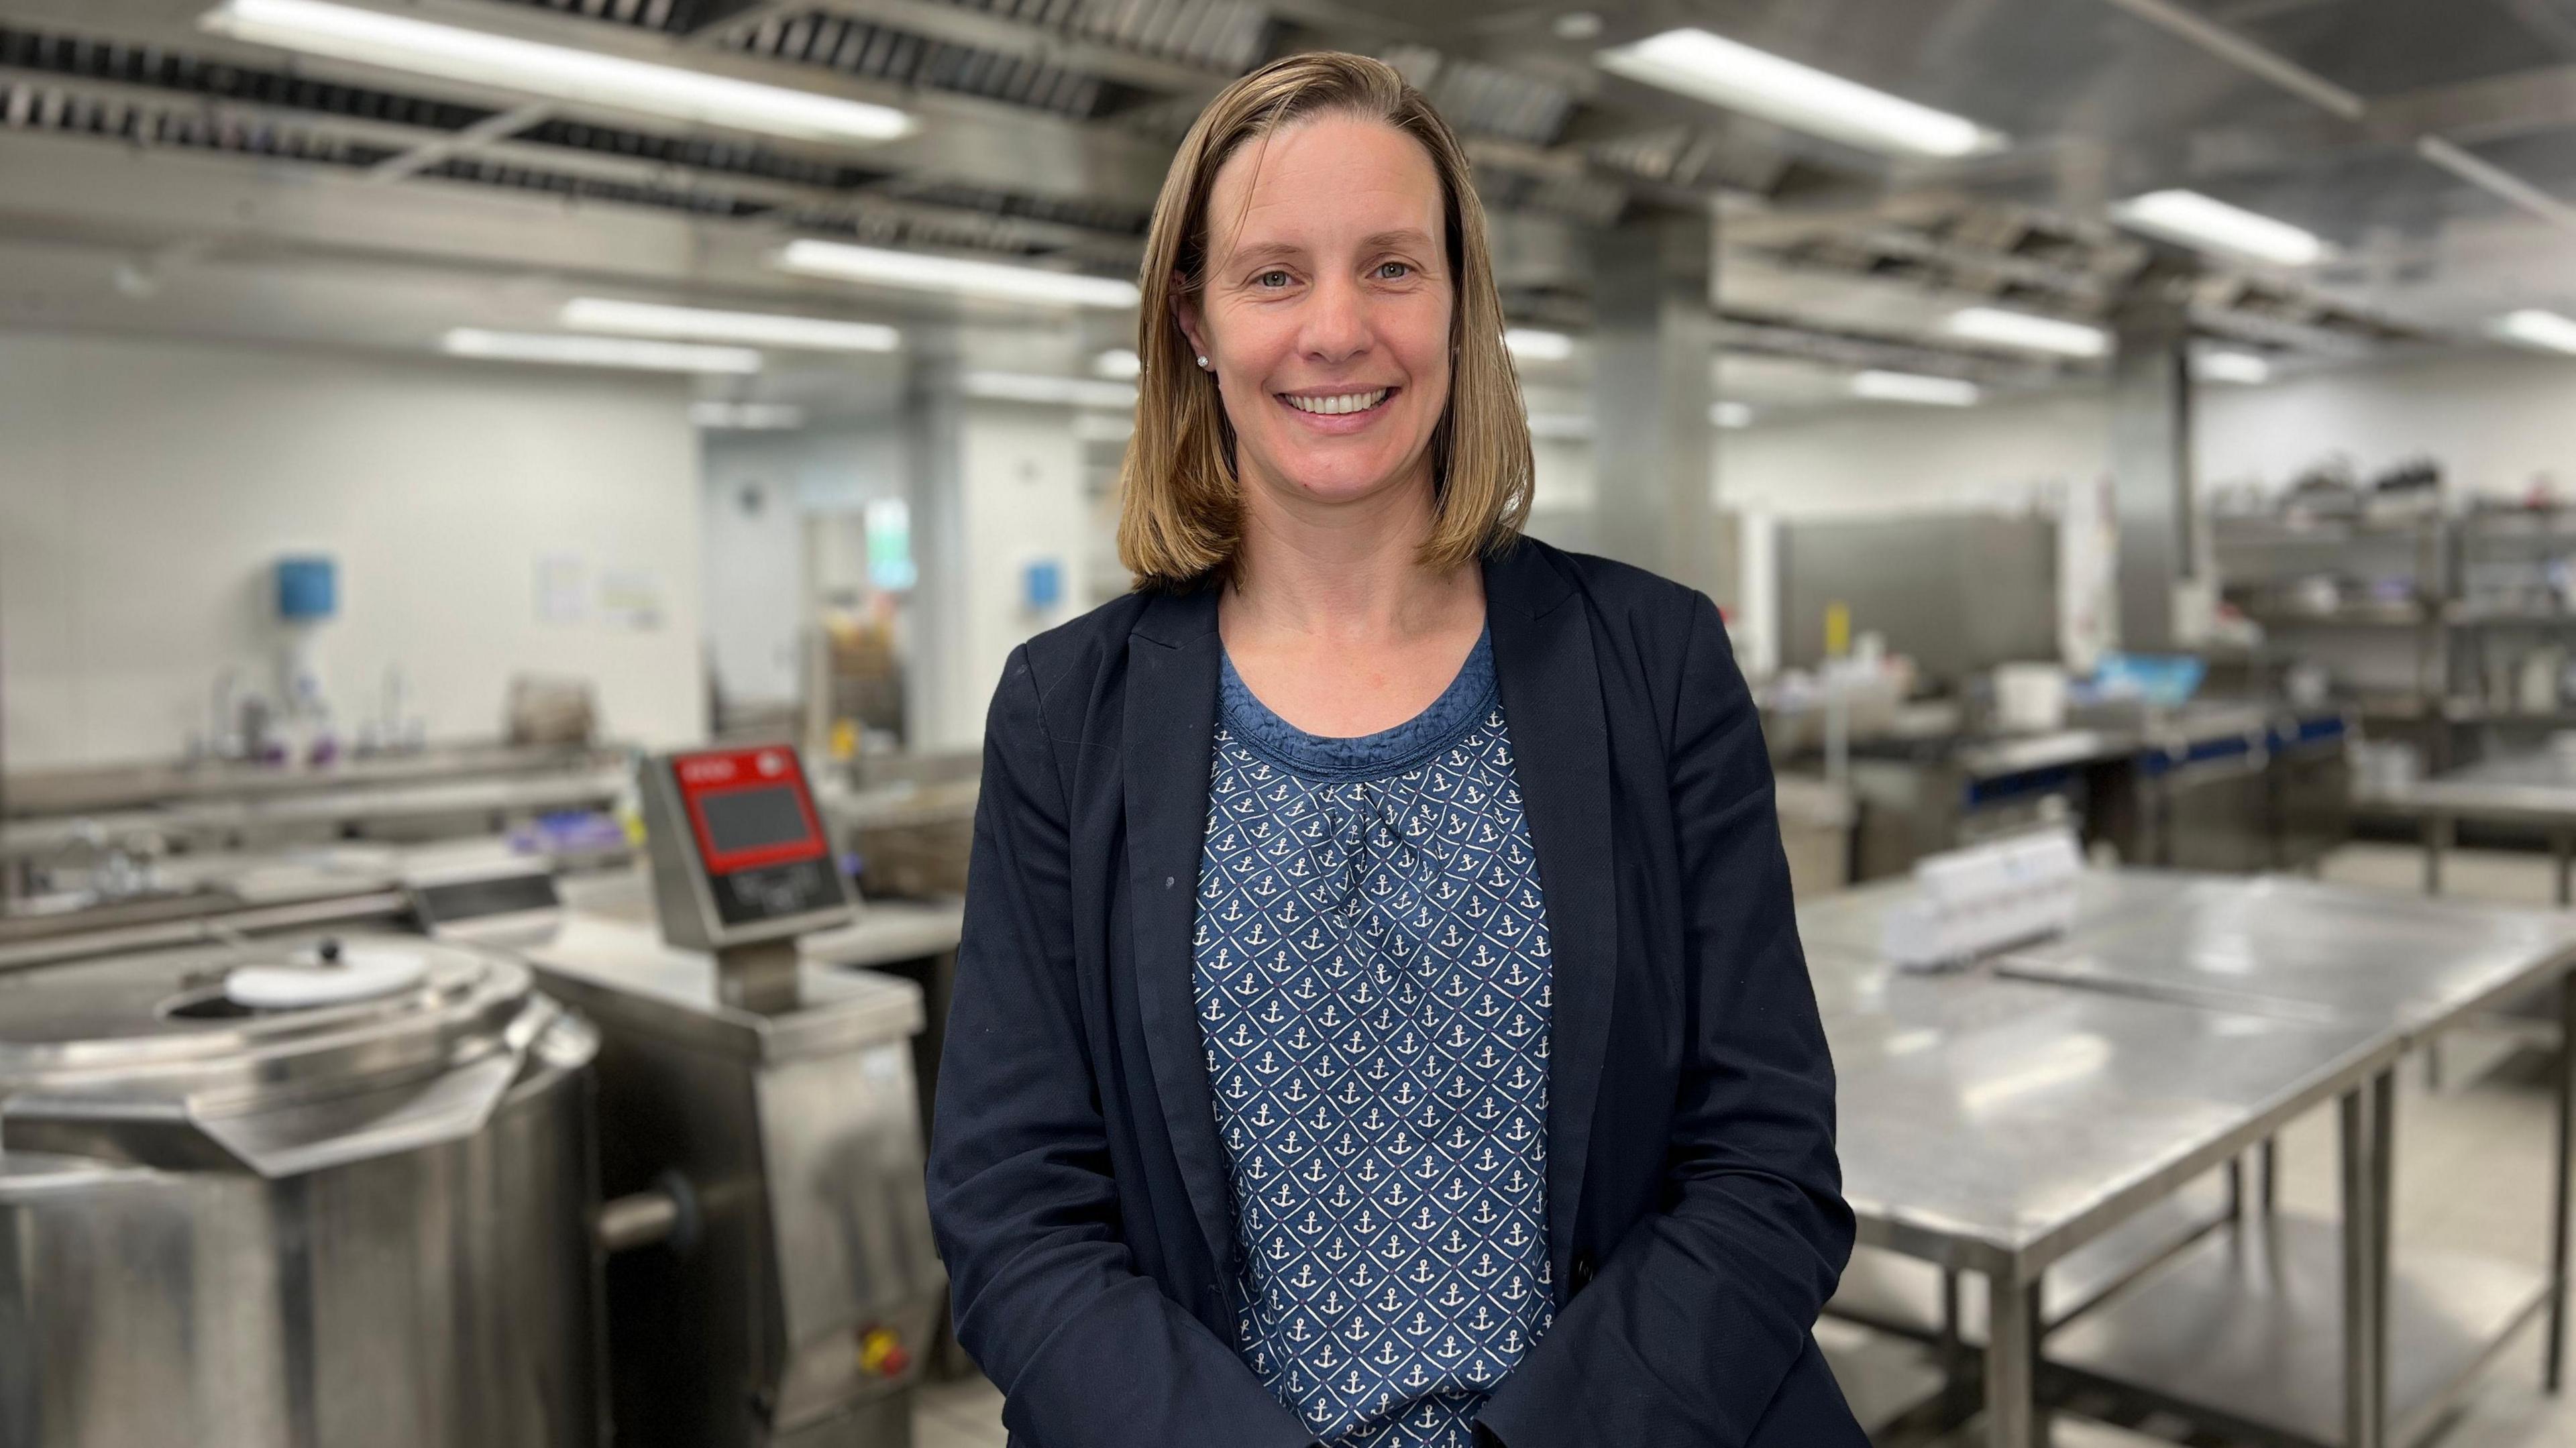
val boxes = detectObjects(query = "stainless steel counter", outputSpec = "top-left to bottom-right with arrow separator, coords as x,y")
2361,750 -> 2576,901
0,767 -> 628,864
1980,873 -> 2576,1447
1801,869 -> 2576,1448
1996,874 -> 2576,1040
3,740 -> 622,818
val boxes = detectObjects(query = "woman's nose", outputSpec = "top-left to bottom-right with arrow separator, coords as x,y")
1299,274 -> 1371,362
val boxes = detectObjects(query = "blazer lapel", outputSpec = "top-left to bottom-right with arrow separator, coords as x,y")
1483,543 -> 1617,1302
1121,586 -> 1238,1280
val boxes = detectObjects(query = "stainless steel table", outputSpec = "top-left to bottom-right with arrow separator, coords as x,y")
0,767 -> 627,863
1823,965 -> 2396,1448
1993,875 -> 2576,1447
2361,752 -> 2576,903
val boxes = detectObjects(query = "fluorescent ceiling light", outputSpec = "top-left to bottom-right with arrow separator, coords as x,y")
2109,189 -> 2325,268
563,298 -> 898,353
441,328 -> 760,374
1852,370 -> 1980,406
1505,328 -> 1576,362
2195,349 -> 2273,385
1711,401 -> 1754,429
2497,309 -> 2576,355
202,0 -> 911,144
1093,347 -> 1142,381
963,370 -> 1139,408
1596,27 -> 2000,158
690,401 -> 807,430
777,239 -> 1140,309
1946,307 -> 2110,358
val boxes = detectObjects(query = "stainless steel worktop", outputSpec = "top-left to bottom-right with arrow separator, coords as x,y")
3,741 -> 622,819
2361,750 -> 2576,822
1796,867 -> 2575,1448
1994,873 -> 2576,1041
1828,969 -> 2391,1276
0,767 -> 628,862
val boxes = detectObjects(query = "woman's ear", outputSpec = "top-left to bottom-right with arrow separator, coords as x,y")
1173,280 -> 1212,369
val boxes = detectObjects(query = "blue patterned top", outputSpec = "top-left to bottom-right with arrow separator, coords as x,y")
1194,629 -> 1554,1447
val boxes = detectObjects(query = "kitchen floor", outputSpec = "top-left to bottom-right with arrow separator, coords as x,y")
912,842 -> 2576,1447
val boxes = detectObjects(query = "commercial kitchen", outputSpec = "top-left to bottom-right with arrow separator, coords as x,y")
5,3 -> 2576,1447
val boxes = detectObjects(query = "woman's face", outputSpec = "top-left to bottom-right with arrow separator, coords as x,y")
1180,114 -> 1454,515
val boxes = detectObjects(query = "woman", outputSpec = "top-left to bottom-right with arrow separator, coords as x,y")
928,52 -> 1859,1448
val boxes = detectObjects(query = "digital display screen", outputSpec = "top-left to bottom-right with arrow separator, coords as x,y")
697,784 -> 816,856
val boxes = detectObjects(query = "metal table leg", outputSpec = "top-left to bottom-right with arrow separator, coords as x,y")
2371,1070 -> 2396,1442
2259,1137 -> 2278,1217
2341,1086 -> 2382,1448
1986,1271 -> 2039,1448
2424,812 -> 2452,898
2549,973 -> 2575,1394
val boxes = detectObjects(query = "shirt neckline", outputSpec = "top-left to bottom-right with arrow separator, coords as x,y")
1219,627 -> 1497,779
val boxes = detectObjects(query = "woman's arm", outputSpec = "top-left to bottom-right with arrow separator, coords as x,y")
1478,592 -> 1856,1447
927,645 -> 1318,1448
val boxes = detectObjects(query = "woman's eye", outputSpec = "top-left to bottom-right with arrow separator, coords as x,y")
1377,262 -> 1412,280
1255,270 -> 1292,289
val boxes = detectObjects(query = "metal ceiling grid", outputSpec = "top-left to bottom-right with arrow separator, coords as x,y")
727,9 -> 1131,119
517,115 -> 893,189
1381,43 -> 1575,148
0,73 -> 404,168
0,23 -> 494,131
1011,0 -> 1270,70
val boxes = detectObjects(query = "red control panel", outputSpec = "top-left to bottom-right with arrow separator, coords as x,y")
670,746 -> 829,877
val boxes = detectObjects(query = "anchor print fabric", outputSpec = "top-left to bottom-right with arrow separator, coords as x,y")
1193,629 -> 1554,1448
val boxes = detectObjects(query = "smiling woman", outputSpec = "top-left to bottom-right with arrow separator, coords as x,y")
928,50 -> 1859,1448
1118,54 -> 1531,593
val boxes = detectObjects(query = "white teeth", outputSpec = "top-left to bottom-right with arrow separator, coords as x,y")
1283,389 -> 1388,416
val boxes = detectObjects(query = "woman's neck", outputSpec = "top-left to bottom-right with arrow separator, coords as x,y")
1226,466 -> 1475,645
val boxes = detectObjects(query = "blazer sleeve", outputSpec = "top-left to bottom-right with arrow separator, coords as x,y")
926,646 -> 1319,1448
1478,592 -> 1856,1448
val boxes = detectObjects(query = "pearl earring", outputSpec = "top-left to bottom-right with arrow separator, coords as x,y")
1197,355 -> 1210,368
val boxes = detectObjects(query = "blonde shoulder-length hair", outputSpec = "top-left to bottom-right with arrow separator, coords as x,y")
1115,51 -> 1534,591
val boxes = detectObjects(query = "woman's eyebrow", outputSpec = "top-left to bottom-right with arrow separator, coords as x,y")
1220,229 -> 1436,270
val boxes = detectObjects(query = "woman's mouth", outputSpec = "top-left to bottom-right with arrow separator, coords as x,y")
1278,387 -> 1394,416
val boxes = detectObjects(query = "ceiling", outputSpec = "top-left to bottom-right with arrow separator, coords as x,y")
1,0 -> 2571,417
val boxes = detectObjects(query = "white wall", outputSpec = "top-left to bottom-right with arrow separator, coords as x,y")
0,331 -> 706,770
1718,388 -> 2113,518
1706,346 -> 2576,519
2198,347 -> 2576,500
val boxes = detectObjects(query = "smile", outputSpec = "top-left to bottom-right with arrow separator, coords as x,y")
1279,388 -> 1393,416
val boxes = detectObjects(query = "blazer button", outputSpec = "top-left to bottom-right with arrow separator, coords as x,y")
1569,1254 -> 1595,1292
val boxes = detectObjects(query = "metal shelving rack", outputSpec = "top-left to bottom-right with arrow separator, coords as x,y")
2212,509 -> 2456,767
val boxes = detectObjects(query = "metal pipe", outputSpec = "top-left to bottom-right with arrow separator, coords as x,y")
2097,0 -> 2366,120
2099,0 -> 2576,237
2417,136 -> 2576,234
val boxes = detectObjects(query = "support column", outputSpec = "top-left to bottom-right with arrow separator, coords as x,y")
2110,278 -> 2197,653
904,355 -> 1089,753
1588,208 -> 1729,606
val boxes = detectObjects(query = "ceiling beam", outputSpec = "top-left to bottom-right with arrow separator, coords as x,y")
366,101 -> 550,184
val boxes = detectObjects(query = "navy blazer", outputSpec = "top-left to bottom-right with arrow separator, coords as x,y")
927,538 -> 1861,1447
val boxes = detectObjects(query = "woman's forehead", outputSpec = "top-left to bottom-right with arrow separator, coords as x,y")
1205,115 -> 1443,258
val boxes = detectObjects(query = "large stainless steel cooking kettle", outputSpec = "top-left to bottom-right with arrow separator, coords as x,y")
0,934 -> 602,1448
